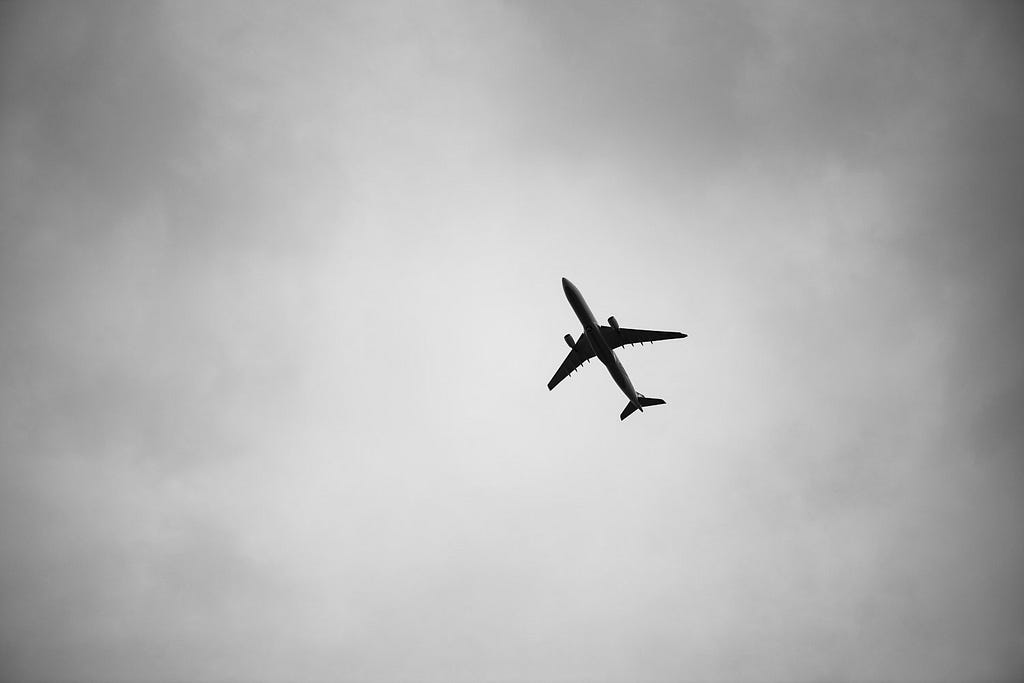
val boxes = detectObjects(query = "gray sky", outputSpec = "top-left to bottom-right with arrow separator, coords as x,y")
1,2 -> 1023,681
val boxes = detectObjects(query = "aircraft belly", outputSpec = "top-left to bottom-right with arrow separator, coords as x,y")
584,328 -> 610,363
614,371 -> 635,398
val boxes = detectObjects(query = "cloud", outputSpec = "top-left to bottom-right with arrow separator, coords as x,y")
1,2 -> 1022,682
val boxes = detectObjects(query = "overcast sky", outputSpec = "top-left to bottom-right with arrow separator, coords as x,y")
1,2 -> 1023,682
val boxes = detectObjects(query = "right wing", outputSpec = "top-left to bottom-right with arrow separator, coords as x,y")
600,326 -> 686,350
547,334 -> 596,390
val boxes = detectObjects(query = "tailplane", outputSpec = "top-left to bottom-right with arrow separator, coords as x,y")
620,394 -> 667,420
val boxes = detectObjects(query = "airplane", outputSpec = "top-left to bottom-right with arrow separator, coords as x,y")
548,277 -> 687,420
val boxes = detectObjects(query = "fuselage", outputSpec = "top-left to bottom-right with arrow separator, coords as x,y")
562,278 -> 641,409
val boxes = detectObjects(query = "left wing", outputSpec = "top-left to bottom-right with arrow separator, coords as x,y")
547,334 -> 596,391
600,326 -> 686,350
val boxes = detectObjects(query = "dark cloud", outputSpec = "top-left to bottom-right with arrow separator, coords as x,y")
0,3 -> 199,232
506,0 -> 765,169
507,2 -> 1022,180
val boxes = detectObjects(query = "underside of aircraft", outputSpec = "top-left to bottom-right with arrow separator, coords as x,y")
549,278 -> 687,420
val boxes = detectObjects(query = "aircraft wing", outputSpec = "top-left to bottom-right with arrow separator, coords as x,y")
600,325 -> 686,350
547,334 -> 596,390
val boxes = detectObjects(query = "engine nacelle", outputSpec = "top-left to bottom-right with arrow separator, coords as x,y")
608,316 -> 620,331
564,334 -> 575,349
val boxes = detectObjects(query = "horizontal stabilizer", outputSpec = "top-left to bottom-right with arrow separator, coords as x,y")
620,396 -> 667,420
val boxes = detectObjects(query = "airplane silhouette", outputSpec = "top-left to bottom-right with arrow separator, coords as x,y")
548,278 -> 687,420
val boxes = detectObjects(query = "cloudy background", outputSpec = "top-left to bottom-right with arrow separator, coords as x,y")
1,2 -> 1023,681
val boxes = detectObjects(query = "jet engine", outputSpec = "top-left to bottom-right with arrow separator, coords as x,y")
564,334 -> 575,349
608,316 -> 620,331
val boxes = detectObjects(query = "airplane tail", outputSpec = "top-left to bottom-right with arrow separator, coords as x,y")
620,395 -> 667,421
